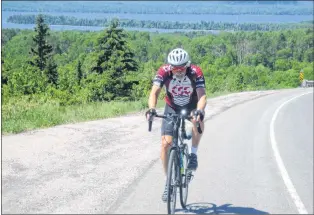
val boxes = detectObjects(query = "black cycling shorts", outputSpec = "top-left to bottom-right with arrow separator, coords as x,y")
161,103 -> 196,136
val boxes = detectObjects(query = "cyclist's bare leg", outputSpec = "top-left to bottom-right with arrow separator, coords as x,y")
161,135 -> 172,175
192,120 -> 204,147
189,117 -> 204,170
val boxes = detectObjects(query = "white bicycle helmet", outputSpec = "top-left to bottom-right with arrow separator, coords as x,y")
167,48 -> 190,66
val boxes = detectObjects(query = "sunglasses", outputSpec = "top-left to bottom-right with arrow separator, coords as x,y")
171,65 -> 187,72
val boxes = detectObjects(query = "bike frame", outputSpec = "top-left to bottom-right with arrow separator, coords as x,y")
151,110 -> 192,187
148,109 -> 202,212
170,114 -> 185,189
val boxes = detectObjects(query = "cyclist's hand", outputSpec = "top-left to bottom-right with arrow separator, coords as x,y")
193,110 -> 205,123
190,111 -> 198,126
145,108 -> 156,121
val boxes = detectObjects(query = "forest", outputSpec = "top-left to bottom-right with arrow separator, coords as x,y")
1,15 -> 313,133
7,14 -> 313,32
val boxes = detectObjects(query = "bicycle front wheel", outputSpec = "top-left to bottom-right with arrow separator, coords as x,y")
167,149 -> 178,214
179,145 -> 189,209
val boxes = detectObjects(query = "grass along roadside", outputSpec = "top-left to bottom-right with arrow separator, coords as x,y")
2,98 -> 162,134
2,91 -> 231,135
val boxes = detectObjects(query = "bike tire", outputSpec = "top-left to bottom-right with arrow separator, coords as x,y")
179,145 -> 189,209
167,149 -> 177,214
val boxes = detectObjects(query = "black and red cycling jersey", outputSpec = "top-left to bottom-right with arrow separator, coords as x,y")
153,64 -> 206,110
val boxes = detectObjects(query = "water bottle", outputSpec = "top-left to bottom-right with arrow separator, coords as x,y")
185,121 -> 193,140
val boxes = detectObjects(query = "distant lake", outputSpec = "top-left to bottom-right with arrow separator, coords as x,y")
2,11 -> 313,32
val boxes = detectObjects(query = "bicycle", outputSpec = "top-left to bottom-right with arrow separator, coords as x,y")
148,109 -> 202,214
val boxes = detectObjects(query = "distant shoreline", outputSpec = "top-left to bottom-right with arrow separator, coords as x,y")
2,11 -> 312,33
2,25 -> 224,34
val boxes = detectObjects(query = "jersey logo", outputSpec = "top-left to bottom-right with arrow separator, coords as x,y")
168,77 -> 193,106
171,86 -> 192,96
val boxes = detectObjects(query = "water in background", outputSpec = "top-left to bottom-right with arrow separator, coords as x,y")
2,11 -> 312,32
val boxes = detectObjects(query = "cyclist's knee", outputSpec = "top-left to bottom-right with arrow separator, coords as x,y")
161,135 -> 172,148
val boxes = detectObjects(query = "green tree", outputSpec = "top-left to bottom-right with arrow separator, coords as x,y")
303,64 -> 314,80
76,60 -> 83,85
304,49 -> 314,62
6,64 -> 47,96
1,59 -> 8,85
93,18 -> 139,100
277,32 -> 287,50
94,19 -> 138,73
45,58 -> 58,86
29,14 -> 53,71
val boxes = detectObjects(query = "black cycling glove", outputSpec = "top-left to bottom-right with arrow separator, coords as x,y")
194,109 -> 205,122
145,108 -> 156,119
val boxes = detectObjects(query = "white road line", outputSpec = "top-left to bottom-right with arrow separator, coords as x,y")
270,91 -> 313,214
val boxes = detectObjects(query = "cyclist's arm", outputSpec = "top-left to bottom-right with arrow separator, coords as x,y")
196,88 -> 207,111
148,85 -> 162,109
149,65 -> 168,109
192,65 -> 206,111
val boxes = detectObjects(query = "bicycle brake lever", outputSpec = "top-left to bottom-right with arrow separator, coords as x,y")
196,122 -> 202,134
193,111 -> 203,134
148,120 -> 153,132
148,112 -> 155,132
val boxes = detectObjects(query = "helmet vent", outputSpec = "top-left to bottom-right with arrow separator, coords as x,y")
167,48 -> 190,66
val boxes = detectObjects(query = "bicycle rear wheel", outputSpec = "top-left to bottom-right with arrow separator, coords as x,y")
167,149 -> 178,214
179,145 -> 189,209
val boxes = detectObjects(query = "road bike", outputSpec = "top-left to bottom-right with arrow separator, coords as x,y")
148,109 -> 202,214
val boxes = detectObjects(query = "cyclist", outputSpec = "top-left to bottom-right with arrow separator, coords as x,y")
145,48 -> 207,202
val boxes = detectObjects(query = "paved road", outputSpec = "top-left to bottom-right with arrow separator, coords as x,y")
112,89 -> 313,214
2,89 -> 313,214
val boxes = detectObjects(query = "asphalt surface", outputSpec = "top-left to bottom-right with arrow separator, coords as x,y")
112,89 -> 313,214
2,88 -> 313,214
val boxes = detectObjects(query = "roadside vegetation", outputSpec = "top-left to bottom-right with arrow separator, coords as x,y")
2,15 -> 313,134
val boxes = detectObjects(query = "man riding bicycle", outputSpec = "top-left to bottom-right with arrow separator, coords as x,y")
146,48 -> 207,202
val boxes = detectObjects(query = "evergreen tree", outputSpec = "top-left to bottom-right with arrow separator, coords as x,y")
29,14 -> 53,71
1,59 -> 8,85
76,60 -> 83,85
45,58 -> 58,86
277,32 -> 286,50
94,18 -> 138,74
93,18 -> 139,100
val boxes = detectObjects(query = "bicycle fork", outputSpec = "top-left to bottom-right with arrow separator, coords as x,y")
174,153 -> 181,187
178,149 -> 194,188
180,146 -> 194,186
